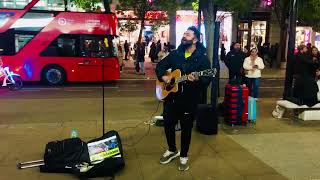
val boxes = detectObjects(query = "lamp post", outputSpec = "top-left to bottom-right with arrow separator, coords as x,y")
283,0 -> 298,99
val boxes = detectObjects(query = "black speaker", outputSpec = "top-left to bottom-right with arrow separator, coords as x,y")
196,104 -> 218,135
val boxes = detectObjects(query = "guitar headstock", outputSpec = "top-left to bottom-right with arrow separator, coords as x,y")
200,68 -> 217,77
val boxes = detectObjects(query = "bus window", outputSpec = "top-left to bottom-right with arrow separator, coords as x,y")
41,34 -> 80,57
5,12 -> 55,54
15,34 -> 34,53
0,0 -> 32,9
32,0 -> 65,11
11,12 -> 54,32
0,12 -> 15,28
80,36 -> 115,58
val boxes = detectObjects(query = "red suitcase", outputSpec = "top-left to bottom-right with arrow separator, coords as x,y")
224,84 -> 249,125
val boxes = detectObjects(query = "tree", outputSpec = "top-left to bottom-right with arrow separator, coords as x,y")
118,20 -> 138,42
271,0 -> 291,67
70,0 -> 103,11
197,0 -> 259,104
270,0 -> 320,68
117,0 -> 173,43
198,0 -> 257,66
298,0 -> 320,31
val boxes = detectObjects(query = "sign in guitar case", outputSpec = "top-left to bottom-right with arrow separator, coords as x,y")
79,130 -> 125,178
224,84 -> 249,125
196,104 -> 218,135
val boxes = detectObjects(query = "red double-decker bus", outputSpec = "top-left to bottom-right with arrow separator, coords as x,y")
0,0 -> 119,85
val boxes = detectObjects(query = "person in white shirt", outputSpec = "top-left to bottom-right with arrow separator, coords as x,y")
243,48 -> 265,99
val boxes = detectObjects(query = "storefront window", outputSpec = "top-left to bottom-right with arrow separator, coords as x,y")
238,22 -> 250,50
239,23 -> 249,30
296,26 -> 312,47
315,33 -> 320,50
0,0 -> 32,9
251,21 -> 266,48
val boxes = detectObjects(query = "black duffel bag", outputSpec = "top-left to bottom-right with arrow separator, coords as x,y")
40,137 -> 90,173
40,130 -> 125,179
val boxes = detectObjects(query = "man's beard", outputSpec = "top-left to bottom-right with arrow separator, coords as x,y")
181,38 -> 194,49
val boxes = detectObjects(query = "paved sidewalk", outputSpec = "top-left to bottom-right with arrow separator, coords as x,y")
2,97 -> 320,179
120,57 -> 286,80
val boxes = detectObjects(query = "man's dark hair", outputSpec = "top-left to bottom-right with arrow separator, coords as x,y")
187,26 -> 201,41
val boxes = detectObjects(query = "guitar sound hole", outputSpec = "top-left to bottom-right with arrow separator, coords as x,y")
164,78 -> 175,91
165,85 -> 174,91
170,78 -> 175,85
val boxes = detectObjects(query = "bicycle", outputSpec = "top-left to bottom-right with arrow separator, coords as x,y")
0,66 -> 23,91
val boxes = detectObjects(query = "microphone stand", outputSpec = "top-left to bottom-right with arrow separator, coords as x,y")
102,52 -> 105,135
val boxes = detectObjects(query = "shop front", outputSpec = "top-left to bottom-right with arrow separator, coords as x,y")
176,10 -> 233,52
237,12 -> 271,50
295,26 -> 313,47
315,32 -> 320,50
116,10 -> 233,54
116,10 -> 169,48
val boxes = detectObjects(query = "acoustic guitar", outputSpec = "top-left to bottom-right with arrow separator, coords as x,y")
155,68 -> 217,100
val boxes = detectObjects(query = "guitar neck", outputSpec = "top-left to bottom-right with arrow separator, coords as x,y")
176,75 -> 188,83
176,72 -> 201,83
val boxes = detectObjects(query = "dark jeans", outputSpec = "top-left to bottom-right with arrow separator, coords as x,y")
124,51 -> 129,60
228,71 -> 241,83
247,77 -> 261,98
163,100 -> 195,157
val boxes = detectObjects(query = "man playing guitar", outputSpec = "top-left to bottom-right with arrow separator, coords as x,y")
155,26 -> 211,171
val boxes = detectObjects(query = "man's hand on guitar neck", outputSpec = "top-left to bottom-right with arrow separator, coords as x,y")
162,75 -> 171,83
187,73 -> 199,82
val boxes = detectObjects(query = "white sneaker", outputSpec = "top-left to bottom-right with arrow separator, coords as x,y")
178,157 -> 189,171
160,150 -> 180,164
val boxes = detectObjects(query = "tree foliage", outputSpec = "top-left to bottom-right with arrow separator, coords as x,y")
298,0 -> 320,31
118,20 -> 138,33
117,0 -> 185,42
70,0 -> 102,11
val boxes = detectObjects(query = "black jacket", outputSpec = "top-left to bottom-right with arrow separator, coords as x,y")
155,42 -> 211,105
292,52 -> 319,106
136,43 -> 145,62
224,49 -> 246,74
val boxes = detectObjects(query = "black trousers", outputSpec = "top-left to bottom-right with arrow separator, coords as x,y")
163,100 -> 195,157
228,71 -> 241,83
124,51 -> 129,60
